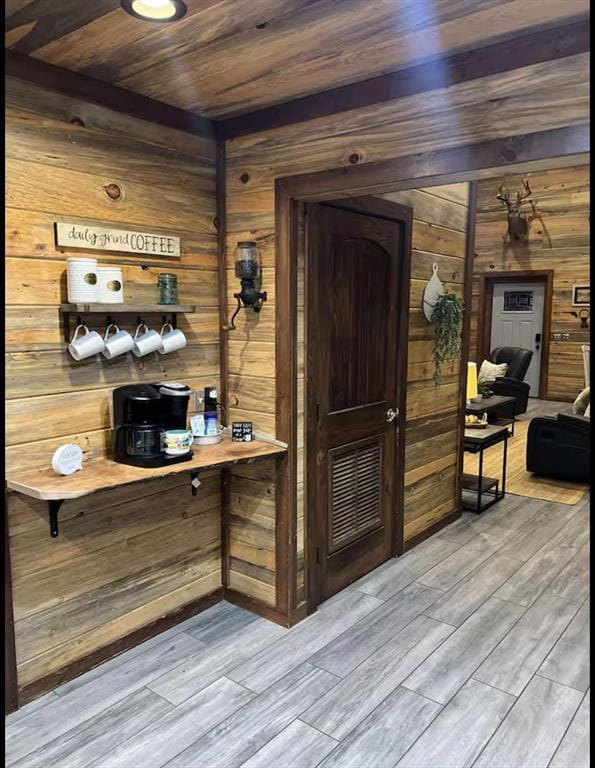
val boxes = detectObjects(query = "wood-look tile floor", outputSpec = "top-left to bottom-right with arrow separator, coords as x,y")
7,491 -> 590,768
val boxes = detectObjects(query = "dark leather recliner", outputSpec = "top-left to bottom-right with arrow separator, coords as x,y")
526,413 -> 590,482
488,346 -> 533,414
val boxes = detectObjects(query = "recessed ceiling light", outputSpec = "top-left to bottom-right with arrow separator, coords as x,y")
121,0 -> 187,22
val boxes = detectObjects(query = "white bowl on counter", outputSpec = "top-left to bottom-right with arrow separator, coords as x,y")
193,430 -> 223,446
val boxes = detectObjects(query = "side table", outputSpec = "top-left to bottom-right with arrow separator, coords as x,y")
462,424 -> 509,513
465,394 -> 517,436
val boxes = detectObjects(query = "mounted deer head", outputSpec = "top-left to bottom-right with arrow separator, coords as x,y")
496,178 -> 533,241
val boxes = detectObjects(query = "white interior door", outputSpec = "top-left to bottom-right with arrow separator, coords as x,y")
490,282 -> 545,397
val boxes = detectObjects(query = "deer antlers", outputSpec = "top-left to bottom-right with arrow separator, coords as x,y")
517,178 -> 532,205
496,178 -> 532,210
496,185 -> 511,207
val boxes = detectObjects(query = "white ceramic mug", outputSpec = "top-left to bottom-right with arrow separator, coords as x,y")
159,322 -> 187,354
133,323 -> 162,357
68,323 -> 105,361
102,323 -> 134,359
164,429 -> 193,455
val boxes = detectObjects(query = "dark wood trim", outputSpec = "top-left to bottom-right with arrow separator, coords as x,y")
274,186 -> 298,615
218,19 -> 589,139
277,126 -> 590,202
216,140 -> 229,427
17,588 -> 224,708
220,468 -> 231,589
477,275 -> 494,368
477,270 -> 554,399
4,487 -> 19,715
455,182 -> 478,509
224,587 -> 307,628
216,141 -> 231,590
402,508 -> 462,552
5,49 -> 216,139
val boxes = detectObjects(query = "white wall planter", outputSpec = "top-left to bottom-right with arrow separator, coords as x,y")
422,262 -> 445,322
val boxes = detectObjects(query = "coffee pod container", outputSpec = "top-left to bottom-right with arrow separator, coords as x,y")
97,266 -> 124,303
67,258 -> 98,302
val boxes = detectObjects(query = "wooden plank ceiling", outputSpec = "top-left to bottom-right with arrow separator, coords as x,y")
5,0 -> 590,119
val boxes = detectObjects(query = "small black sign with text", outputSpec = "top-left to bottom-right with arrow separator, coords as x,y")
231,422 -> 253,442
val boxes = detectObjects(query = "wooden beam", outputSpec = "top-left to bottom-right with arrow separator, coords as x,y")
278,125 -> 590,201
4,49 -> 216,140
218,19 -> 589,139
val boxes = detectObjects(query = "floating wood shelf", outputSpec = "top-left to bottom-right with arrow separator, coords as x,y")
6,436 -> 286,538
59,303 -> 196,313
59,304 -> 196,341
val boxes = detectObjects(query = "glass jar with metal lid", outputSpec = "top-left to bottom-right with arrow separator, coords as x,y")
234,241 -> 260,279
157,273 -> 178,305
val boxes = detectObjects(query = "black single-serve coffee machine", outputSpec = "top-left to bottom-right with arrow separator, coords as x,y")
111,382 -> 194,467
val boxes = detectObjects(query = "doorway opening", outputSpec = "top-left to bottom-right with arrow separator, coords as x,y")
477,271 -> 553,400
273,131 -> 587,622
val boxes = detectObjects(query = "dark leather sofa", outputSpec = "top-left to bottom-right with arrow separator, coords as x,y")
526,413 -> 590,482
488,346 -> 533,414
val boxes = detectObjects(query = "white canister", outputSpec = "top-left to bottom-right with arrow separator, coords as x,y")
67,258 -> 98,303
97,266 -> 124,304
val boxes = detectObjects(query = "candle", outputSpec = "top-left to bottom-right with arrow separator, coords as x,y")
466,361 -> 478,403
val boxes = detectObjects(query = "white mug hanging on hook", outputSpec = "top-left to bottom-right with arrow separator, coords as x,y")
68,323 -> 105,361
422,262 -> 445,322
102,323 -> 134,359
159,322 -> 187,354
133,322 -> 162,357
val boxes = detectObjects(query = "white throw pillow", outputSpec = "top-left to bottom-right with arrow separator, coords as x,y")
478,360 -> 508,383
572,386 -> 590,416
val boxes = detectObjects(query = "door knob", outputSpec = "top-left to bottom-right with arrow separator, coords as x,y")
386,408 -> 398,423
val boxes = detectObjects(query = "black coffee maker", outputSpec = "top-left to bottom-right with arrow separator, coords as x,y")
111,382 -> 193,467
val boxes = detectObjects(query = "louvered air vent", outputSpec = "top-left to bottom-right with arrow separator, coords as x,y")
329,440 -> 382,551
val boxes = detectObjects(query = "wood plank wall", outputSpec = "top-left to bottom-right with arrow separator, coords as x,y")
376,185 -> 470,542
470,164 -> 590,400
224,50 -> 589,607
5,77 -> 222,692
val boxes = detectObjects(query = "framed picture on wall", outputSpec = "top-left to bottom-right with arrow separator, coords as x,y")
572,285 -> 590,306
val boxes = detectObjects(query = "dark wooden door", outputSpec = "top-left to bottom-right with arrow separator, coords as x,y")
306,197 -> 411,605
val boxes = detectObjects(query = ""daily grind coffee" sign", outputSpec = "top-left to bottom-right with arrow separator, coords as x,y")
55,222 -> 181,258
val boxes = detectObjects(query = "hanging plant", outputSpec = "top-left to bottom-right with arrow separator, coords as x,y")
430,292 -> 464,385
